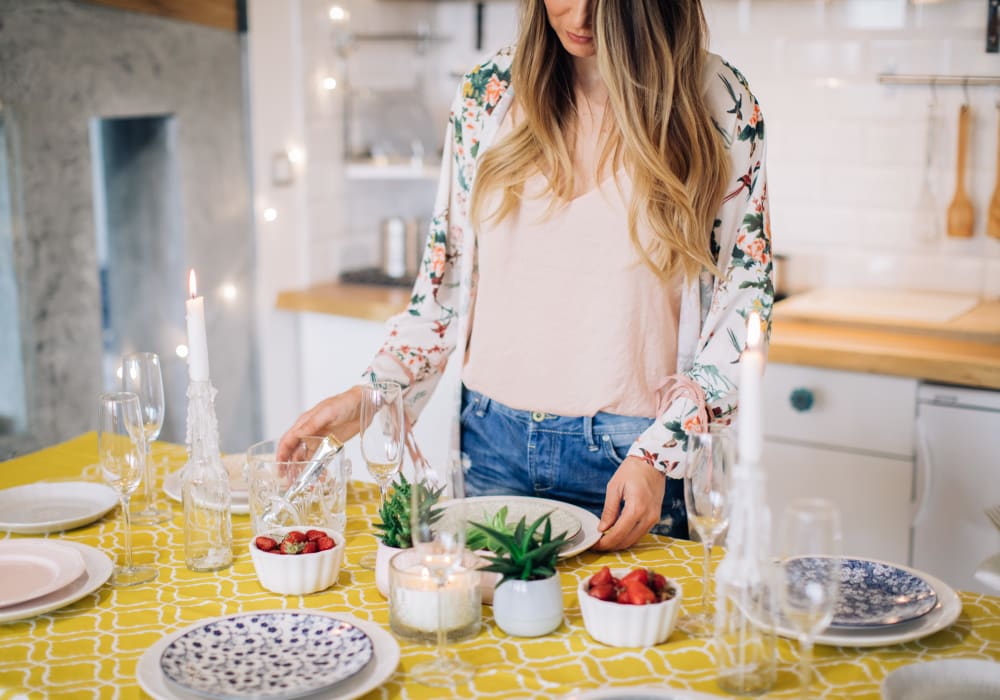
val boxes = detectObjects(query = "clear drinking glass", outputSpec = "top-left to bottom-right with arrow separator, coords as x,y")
359,380 -> 404,569
779,498 -> 842,700
409,459 -> 474,687
122,352 -> 171,524
683,425 -> 734,636
98,391 -> 158,587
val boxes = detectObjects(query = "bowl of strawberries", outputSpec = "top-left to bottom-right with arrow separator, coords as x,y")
249,526 -> 345,595
577,566 -> 682,647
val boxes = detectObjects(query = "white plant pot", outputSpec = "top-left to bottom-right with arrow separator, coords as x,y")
492,575 -> 563,637
375,541 -> 406,598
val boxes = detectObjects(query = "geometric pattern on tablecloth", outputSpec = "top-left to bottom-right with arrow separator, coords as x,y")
1,433 -> 999,700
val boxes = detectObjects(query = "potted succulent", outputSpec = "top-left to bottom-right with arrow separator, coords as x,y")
471,513 -> 571,637
372,473 -> 443,597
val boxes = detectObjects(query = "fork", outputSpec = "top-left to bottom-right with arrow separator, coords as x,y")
986,505 -> 1000,533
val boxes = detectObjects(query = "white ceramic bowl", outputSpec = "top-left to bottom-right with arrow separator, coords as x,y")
249,526 -> 345,595
577,568 -> 682,647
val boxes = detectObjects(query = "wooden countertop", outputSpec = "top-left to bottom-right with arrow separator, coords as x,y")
276,281 -> 1000,391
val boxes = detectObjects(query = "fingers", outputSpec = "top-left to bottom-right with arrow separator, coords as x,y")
598,480 -> 623,533
592,504 -> 657,551
275,388 -> 365,462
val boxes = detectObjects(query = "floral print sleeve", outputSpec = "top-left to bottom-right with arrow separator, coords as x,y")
626,60 -> 773,476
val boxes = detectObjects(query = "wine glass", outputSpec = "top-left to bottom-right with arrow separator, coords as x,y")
98,391 -> 158,587
779,498 -> 842,700
122,352 -> 171,524
682,424 -> 734,636
409,458 -> 474,686
359,380 -> 404,569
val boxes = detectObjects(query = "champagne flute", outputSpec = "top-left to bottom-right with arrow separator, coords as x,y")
359,379 -> 404,569
98,392 -> 158,587
409,458 -> 474,687
779,498 -> 842,700
682,425 -> 734,636
122,352 -> 171,524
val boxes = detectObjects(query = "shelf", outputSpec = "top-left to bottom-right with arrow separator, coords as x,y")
345,160 -> 439,181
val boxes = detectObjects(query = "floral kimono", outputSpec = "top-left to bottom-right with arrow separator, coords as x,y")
366,46 -> 772,477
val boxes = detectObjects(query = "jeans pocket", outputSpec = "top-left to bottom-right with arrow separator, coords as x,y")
599,433 -> 632,467
460,387 -> 489,425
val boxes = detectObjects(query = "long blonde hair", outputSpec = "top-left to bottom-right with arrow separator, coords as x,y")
470,0 -> 730,282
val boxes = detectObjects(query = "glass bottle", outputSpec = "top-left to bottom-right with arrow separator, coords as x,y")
713,464 -> 777,695
182,380 -> 232,572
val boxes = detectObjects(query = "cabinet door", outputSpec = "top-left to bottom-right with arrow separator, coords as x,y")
762,440 -> 913,564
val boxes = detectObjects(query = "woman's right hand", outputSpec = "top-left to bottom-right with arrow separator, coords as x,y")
276,386 -> 365,461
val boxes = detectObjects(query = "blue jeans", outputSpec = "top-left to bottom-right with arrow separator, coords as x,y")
459,386 -> 689,539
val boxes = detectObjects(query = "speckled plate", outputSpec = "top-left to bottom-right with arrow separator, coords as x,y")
787,557 -> 937,628
159,612 -> 374,699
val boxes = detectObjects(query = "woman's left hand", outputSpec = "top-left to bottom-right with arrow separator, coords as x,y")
592,456 -> 667,551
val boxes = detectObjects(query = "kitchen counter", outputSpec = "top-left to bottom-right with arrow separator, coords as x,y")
276,281 -> 1000,391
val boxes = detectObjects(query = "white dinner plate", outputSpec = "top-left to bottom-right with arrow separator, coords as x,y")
0,540 -> 113,624
0,482 -> 118,534
881,658 -> 1000,700
775,565 -> 962,648
0,540 -> 87,607
163,467 -> 250,516
461,495 -> 583,540
137,611 -> 400,700
444,496 -> 601,559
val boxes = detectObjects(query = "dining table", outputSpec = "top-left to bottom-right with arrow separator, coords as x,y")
1,433 -> 999,699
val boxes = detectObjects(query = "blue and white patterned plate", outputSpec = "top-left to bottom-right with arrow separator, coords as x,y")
159,612 -> 374,699
787,557 -> 938,628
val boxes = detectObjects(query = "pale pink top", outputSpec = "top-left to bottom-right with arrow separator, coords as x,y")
462,170 -> 682,418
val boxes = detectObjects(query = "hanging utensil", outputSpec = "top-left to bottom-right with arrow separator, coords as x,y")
946,98 -> 974,238
915,84 -> 940,243
988,102 -> 1000,239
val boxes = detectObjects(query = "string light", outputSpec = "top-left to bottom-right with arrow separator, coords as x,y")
321,76 -> 338,91
287,147 -> 305,165
263,207 -> 278,222
328,5 -> 348,22
220,283 -> 238,302
176,344 -> 189,359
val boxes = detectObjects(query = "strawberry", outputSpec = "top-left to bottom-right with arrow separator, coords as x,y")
279,535 -> 306,555
254,536 -> 278,552
588,583 -> 616,601
283,530 -> 308,545
305,529 -> 326,542
590,566 -> 613,588
652,573 -> 668,593
301,541 -> 318,554
616,588 -> 632,604
316,536 -> 336,551
621,568 -> 652,588
622,578 -> 656,605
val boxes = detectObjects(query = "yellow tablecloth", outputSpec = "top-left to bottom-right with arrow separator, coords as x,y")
1,434 -> 999,699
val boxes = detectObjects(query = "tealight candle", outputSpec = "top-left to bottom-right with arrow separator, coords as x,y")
738,312 -> 764,466
389,550 -> 481,641
185,269 -> 210,382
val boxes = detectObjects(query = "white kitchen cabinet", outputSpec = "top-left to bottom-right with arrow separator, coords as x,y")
297,311 -> 460,484
761,363 -> 918,564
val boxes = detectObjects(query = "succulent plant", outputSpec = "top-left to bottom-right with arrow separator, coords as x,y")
373,473 -> 444,548
465,505 -> 518,553
471,513 -> 571,585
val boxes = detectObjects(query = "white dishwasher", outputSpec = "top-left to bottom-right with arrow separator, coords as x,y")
912,383 -> 1000,594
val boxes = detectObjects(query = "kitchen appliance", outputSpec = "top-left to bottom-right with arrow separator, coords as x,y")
912,383 -> 1000,594
380,216 -> 425,281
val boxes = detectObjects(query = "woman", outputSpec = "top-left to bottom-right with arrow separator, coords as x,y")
279,0 -> 772,551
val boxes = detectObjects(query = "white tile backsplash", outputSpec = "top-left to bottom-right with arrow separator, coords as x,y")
256,0 -> 998,299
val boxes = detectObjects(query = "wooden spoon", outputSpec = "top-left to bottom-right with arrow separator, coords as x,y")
947,104 -> 974,238
988,105 -> 1000,239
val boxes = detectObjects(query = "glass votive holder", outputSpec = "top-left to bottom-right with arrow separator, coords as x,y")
388,549 -> 482,643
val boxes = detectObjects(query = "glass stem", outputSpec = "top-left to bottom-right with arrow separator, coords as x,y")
702,541 -> 712,619
378,481 -> 388,509
798,635 -> 813,700
121,495 -> 134,570
436,581 -> 448,659
143,442 -> 155,510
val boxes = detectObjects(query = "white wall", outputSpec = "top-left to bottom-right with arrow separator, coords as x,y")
249,0 -> 1000,438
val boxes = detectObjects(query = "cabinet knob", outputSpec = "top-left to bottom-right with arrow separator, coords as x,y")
789,387 -> 814,412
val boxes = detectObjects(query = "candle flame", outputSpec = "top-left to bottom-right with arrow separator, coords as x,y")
747,311 -> 762,349
188,269 -> 198,299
